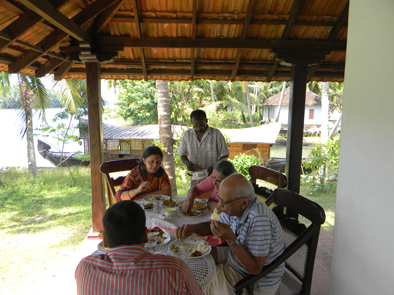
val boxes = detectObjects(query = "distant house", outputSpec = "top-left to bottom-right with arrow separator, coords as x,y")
263,88 -> 324,125
79,120 -> 280,162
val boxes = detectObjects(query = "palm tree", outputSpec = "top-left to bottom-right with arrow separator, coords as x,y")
0,73 -> 49,176
156,80 -> 177,196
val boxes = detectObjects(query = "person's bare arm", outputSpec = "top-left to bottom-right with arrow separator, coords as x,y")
183,186 -> 200,212
210,220 -> 266,275
181,155 -> 195,171
218,155 -> 229,161
176,222 -> 212,240
119,181 -> 151,200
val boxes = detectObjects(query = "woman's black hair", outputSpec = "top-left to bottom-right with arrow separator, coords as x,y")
138,145 -> 165,177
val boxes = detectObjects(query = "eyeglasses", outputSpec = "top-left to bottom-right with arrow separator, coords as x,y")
217,195 -> 246,206
211,175 -> 223,185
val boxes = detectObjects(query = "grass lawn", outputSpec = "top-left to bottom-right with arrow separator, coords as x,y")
0,167 -> 92,295
0,166 -> 335,294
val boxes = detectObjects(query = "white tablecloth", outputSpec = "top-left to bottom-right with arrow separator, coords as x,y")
143,196 -> 213,236
146,235 -> 218,295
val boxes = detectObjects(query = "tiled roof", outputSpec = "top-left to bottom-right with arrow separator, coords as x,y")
263,88 -> 322,106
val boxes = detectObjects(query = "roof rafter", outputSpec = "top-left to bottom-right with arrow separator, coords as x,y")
231,0 -> 257,81
35,57 -> 65,77
328,2 -> 349,42
109,16 -> 338,27
98,36 -> 346,51
8,0 -> 114,73
0,0 -> 68,52
18,0 -> 91,42
54,60 -> 74,81
191,0 -> 197,80
90,0 -> 123,34
281,0 -> 305,41
131,0 -> 147,80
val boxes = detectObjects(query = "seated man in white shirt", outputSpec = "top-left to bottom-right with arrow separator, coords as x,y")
176,173 -> 285,295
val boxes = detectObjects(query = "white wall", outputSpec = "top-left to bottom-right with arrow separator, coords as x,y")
264,105 -> 322,125
330,1 -> 394,294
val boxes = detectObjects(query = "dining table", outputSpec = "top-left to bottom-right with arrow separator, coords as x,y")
96,196 -> 218,295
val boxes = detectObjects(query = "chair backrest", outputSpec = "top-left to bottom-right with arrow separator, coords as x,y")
99,158 -> 139,206
234,188 -> 326,295
249,165 -> 287,202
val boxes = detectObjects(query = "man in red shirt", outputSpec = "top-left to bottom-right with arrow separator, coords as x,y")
75,201 -> 204,295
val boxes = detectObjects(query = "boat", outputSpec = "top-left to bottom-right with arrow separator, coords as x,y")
267,157 -> 311,174
37,139 -> 90,167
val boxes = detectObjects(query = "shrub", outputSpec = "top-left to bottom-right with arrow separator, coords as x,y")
230,154 -> 263,178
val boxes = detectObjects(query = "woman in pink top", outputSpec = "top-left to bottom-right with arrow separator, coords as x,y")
182,160 -> 236,213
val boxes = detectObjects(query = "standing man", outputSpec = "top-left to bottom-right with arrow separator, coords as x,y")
178,109 -> 230,186
75,201 -> 204,295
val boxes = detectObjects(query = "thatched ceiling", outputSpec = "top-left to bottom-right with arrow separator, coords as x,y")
0,0 -> 348,82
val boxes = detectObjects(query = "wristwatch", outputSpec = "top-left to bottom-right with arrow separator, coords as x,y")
229,239 -> 240,248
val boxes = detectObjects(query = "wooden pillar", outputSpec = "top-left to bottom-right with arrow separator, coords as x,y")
285,63 -> 308,193
86,62 -> 105,233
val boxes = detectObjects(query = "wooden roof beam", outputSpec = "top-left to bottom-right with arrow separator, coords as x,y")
109,16 -> 337,27
190,0 -> 197,80
8,0 -> 114,73
66,68 -> 344,80
35,57 -> 64,77
91,0 -> 123,34
99,36 -> 347,51
140,48 -> 148,80
328,2 -> 349,42
54,60 -> 74,81
0,0 -> 68,52
281,0 -> 305,41
231,0 -> 257,81
130,0 -> 147,79
266,56 -> 279,82
19,0 -> 91,42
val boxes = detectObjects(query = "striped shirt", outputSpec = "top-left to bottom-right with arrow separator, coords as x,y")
177,126 -> 230,171
75,245 -> 204,295
219,197 -> 285,290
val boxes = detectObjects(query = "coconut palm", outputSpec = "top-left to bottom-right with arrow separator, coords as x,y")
0,73 -> 49,176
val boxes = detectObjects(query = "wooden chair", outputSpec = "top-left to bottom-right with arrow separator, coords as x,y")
99,158 -> 139,206
234,188 -> 326,295
249,165 -> 287,204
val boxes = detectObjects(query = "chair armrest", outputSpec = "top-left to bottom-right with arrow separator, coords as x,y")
233,225 -> 319,295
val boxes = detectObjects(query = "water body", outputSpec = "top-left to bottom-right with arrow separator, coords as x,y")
0,109 -> 84,168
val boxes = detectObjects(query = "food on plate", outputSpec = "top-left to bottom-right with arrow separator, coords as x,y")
192,201 -> 206,209
210,208 -> 220,221
144,203 -> 153,209
170,244 -> 181,253
190,250 -> 202,257
145,195 -> 165,201
163,199 -> 178,207
182,210 -> 199,217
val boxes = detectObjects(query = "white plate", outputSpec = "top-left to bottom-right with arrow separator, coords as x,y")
168,238 -> 211,259
148,232 -> 171,246
144,195 -> 171,202
178,199 -> 208,210
177,209 -> 202,218
191,170 -> 208,180
162,199 -> 179,207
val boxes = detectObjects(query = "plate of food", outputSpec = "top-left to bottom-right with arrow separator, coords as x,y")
143,202 -> 153,210
191,170 -> 208,180
147,230 -> 171,246
168,238 -> 211,259
162,199 -> 178,207
144,195 -> 171,202
178,199 -> 208,210
177,209 -> 202,218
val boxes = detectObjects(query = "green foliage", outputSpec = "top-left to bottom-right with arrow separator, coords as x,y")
116,80 -> 158,124
230,154 -> 263,178
302,136 -> 340,194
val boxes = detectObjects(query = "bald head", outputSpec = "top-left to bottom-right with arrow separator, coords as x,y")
220,173 -> 255,201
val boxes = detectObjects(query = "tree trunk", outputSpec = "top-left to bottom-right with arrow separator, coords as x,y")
321,82 -> 329,143
20,81 -> 37,176
156,80 -> 177,196
329,112 -> 342,139
209,80 -> 215,102
275,81 -> 287,123
244,82 -> 254,127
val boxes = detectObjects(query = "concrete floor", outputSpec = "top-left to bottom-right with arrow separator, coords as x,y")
311,231 -> 333,295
